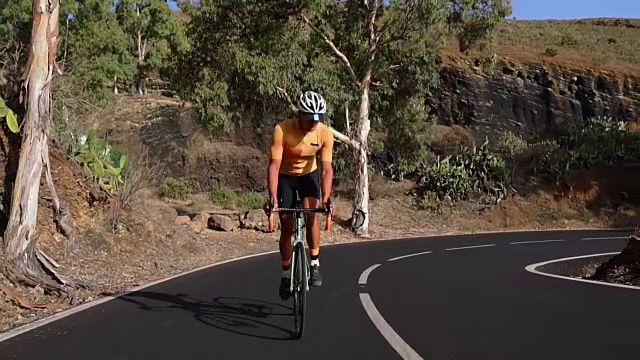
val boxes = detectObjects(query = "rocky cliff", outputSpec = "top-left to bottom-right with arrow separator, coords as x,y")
427,57 -> 640,139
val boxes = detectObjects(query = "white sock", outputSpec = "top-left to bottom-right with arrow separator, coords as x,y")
311,259 -> 319,267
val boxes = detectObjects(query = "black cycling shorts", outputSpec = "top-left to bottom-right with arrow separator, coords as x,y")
277,169 -> 320,209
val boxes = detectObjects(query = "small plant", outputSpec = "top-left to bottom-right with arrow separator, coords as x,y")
73,131 -> 127,194
208,184 -> 237,208
238,191 -> 267,210
0,96 -> 19,133
542,47 -> 558,57
158,177 -> 192,200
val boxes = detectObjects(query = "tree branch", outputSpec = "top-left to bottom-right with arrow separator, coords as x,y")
328,126 -> 360,149
367,0 -> 382,60
300,14 -> 361,88
275,86 -> 297,112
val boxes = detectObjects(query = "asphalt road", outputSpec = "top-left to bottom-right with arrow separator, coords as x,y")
0,229 -> 638,360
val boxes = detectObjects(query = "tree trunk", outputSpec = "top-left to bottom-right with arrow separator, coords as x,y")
135,5 -> 147,96
3,0 -> 77,294
351,84 -> 371,236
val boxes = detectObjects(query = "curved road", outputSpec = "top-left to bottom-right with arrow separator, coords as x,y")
1,229 -> 638,359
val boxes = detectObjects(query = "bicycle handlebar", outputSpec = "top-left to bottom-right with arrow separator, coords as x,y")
266,199 -> 334,232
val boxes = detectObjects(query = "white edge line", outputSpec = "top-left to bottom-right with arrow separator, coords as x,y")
359,293 -> 423,360
366,227 -> 633,243
510,239 -> 565,245
388,251 -> 433,262
0,249 -> 280,342
359,264 -> 382,285
445,244 -> 495,251
524,252 -> 640,291
582,236 -> 628,241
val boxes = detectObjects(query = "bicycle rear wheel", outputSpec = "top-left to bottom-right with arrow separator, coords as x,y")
292,242 -> 307,339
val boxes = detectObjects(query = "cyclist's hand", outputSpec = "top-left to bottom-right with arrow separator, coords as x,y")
323,197 -> 335,216
264,197 -> 277,215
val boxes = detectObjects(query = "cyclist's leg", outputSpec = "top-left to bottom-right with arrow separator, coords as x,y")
277,173 -> 296,300
298,169 -> 323,286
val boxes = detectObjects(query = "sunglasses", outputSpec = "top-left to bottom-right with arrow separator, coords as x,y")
299,112 -> 324,122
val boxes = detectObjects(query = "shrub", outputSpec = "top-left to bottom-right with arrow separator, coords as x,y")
159,177 -> 192,200
73,131 -> 127,194
117,141 -> 164,208
208,185 -> 237,208
536,116 -> 640,181
238,191 -> 267,210
414,140 -> 511,206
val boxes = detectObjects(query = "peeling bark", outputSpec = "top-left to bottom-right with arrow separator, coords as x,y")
3,0 -> 82,296
351,78 -> 372,236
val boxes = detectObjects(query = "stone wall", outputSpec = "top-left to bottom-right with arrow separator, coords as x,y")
426,57 -> 640,140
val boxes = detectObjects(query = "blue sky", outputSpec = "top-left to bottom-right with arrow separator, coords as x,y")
167,0 -> 640,20
511,0 -> 639,20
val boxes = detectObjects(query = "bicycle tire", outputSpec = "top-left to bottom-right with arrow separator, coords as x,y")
292,242 -> 307,339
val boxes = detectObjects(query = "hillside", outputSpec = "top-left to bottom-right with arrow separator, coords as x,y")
0,16 -> 639,334
472,18 -> 640,74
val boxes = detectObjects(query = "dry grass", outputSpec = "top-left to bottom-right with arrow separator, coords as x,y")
445,18 -> 640,75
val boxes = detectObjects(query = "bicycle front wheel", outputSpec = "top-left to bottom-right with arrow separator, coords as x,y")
292,242 -> 307,339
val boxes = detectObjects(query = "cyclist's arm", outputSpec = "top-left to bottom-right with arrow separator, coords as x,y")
319,129 -> 334,204
268,125 -> 284,201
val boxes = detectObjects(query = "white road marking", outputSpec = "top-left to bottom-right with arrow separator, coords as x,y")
445,244 -> 495,251
388,251 -> 432,262
359,264 -> 381,285
525,252 -> 640,291
510,239 -> 565,245
582,236 -> 628,241
359,293 -> 423,359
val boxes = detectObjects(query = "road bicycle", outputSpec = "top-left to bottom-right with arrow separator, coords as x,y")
266,198 -> 333,339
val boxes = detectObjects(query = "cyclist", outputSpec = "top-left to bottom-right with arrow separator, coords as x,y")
265,90 -> 335,301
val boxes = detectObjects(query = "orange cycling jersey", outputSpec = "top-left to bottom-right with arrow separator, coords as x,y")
270,119 -> 334,176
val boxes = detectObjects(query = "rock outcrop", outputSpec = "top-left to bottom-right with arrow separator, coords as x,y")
588,235 -> 640,286
173,208 -> 278,233
426,57 -> 640,139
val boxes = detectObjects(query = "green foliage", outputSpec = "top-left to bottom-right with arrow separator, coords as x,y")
208,185 -> 237,208
0,96 -> 19,133
115,0 -> 188,89
379,96 -> 435,181
207,184 -> 267,210
172,0 -> 511,143
535,116 -> 640,181
414,140 -> 511,206
238,192 -> 268,210
73,132 -> 128,194
64,1 -> 137,91
158,177 -> 192,200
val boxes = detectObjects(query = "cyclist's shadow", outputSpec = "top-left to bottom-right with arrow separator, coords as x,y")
117,291 -> 298,341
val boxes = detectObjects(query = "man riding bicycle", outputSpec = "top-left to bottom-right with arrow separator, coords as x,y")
265,90 -> 335,301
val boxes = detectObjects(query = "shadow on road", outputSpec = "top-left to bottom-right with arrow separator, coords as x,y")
116,291 -> 298,341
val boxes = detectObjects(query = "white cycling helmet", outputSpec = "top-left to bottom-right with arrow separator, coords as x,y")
296,91 -> 327,116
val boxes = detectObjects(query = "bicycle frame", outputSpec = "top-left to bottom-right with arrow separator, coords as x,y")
267,203 -> 332,338
268,206 -> 332,292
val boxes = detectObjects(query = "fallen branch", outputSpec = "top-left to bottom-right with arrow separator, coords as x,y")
0,283 -> 55,310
